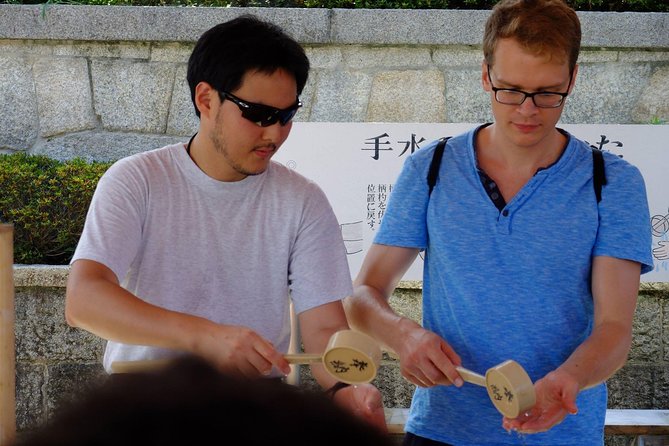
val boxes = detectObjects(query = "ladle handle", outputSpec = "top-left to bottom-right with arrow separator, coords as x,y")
111,353 -> 324,374
111,359 -> 171,374
384,348 -> 487,387
456,366 -> 487,387
283,353 -> 322,364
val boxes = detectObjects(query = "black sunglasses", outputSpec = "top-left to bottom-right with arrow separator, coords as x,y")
220,91 -> 302,127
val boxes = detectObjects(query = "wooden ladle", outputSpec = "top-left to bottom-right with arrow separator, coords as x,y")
111,329 -> 382,385
456,359 -> 536,418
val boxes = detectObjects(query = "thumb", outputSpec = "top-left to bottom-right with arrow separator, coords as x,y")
560,386 -> 579,415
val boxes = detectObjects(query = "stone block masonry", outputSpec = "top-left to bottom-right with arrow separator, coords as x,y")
0,5 -> 667,159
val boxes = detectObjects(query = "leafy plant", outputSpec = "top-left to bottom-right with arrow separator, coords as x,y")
1,0 -> 666,11
0,153 -> 112,264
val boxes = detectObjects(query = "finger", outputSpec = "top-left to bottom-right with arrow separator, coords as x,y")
559,388 -> 579,415
402,368 -> 432,388
427,355 -> 463,387
517,410 -> 568,434
246,352 -> 275,376
254,341 -> 291,376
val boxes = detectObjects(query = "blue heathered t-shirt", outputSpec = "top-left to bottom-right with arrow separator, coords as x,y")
374,126 -> 653,446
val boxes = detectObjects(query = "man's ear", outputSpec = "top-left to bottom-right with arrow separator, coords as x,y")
481,61 -> 492,92
568,64 -> 579,95
194,82 -> 217,120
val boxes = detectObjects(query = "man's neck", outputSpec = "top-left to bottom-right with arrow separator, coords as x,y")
476,125 -> 566,175
475,125 -> 567,203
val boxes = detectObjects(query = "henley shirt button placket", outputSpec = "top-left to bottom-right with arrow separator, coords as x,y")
497,208 -> 511,234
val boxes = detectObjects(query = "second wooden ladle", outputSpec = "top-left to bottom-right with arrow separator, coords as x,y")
456,359 -> 536,418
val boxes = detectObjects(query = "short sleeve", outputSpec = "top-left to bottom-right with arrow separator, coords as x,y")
593,155 -> 653,274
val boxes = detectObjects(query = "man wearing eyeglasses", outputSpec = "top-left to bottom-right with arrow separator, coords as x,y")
344,0 -> 652,445
65,15 -> 386,431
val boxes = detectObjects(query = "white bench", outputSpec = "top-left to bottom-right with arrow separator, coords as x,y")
384,408 -> 669,439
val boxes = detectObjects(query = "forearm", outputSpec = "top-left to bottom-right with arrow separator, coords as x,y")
66,270 -> 212,353
344,285 -> 420,355
558,256 -> 642,390
557,320 -> 632,391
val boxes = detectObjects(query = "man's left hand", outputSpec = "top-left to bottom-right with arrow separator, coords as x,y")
333,382 -> 388,433
502,370 -> 579,434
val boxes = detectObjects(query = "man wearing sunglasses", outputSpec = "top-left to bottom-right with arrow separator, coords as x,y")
65,15 -> 386,431
345,0 -> 652,445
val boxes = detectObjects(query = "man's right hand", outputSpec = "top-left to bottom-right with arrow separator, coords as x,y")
393,321 -> 464,388
193,323 -> 291,377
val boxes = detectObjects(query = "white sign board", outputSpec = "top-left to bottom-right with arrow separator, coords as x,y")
274,123 -> 669,282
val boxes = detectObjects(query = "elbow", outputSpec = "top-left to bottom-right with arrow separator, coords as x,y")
64,289 -> 81,328
342,295 -> 360,331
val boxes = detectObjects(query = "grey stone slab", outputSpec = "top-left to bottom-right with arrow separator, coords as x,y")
15,286 -> 104,362
579,11 -> 669,49
150,42 -> 193,63
30,131 -> 186,162
294,74 -> 317,122
578,50 -> 619,63
332,9 -> 488,46
52,41 -> 151,59
629,295 -> 663,362
0,6 -> 667,49
309,70 -> 373,122
16,362 -> 47,432
656,365 -> 669,408
444,68 -> 493,123
605,436 -> 635,446
562,63 -> 652,124
607,365 -> 655,408
367,70 -> 445,123
389,288 -> 422,323
44,362 -> 107,421
633,66 -> 669,124
342,46 -> 432,69
620,50 -> 669,63
0,55 -> 39,151
305,46 -> 343,70
0,5 -> 330,44
33,57 -> 97,137
13,265 -> 69,288
433,47 -> 484,68
664,298 -> 669,363
91,59 -> 176,133
166,65 -> 199,137
375,360 -> 414,409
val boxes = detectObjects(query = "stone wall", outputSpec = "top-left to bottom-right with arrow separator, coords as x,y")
0,5 -> 668,159
13,266 -> 669,446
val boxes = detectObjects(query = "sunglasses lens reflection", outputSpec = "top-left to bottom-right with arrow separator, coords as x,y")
243,106 -> 299,127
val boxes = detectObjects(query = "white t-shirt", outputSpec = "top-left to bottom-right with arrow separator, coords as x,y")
72,142 -> 353,373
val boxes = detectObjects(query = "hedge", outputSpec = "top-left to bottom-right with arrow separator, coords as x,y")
0,153 -> 112,265
1,0 -> 666,12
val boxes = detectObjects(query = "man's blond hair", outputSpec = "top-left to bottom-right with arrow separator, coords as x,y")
483,0 -> 581,71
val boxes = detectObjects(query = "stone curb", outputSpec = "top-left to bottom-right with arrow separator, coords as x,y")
0,5 -> 667,48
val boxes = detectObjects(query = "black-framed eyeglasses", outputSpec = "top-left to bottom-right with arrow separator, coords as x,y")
220,91 -> 302,127
487,68 -> 572,109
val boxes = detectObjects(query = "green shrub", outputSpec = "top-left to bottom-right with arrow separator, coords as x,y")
0,153 -> 112,265
2,0 -> 667,11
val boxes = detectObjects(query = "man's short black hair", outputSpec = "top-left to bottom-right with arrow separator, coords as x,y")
15,356 -> 393,446
187,14 -> 310,118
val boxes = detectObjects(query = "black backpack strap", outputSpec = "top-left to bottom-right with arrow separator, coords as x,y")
592,149 -> 607,203
427,137 -> 451,196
